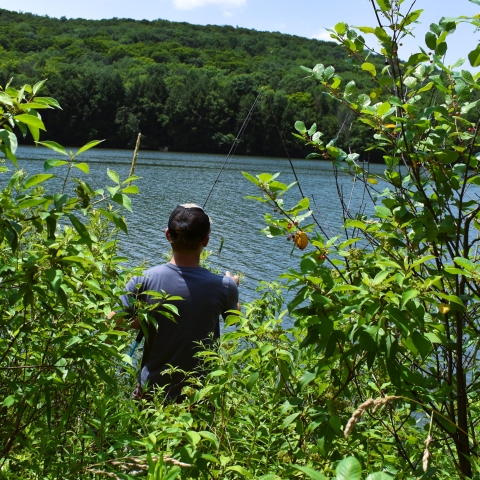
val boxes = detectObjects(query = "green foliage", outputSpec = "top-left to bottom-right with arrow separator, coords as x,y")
0,80 -> 152,477
0,8 -> 384,158
244,3 -> 480,479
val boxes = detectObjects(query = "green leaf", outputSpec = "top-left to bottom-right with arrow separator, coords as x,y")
468,44 -> 480,67
425,31 -> 437,50
403,9 -> 423,26
444,267 -> 469,276
417,81 -> 434,94
361,62 -> 377,77
44,159 -> 68,171
32,79 -> 47,95
17,198 -> 47,209
185,431 -> 201,446
14,114 -> 46,131
357,93 -> 371,108
334,22 -> 347,35
122,185 -> 139,194
24,174 -> 54,189
344,80 -> 356,97
358,26 -> 376,34
283,412 -> 300,428
0,129 -> 18,157
412,331 -> 432,360
375,205 -> 391,218
36,141 -> 68,156
3,396 -> 15,407
324,66 -> 335,80
291,466 -> 327,480
377,102 -> 392,118
34,96 -> 61,108
410,255 -> 436,268
336,456 -> 362,480
329,415 -> 342,435
295,121 -> 307,133
451,57 -> 466,69
72,162 -> 89,174
345,219 -> 367,230
0,91 -> 13,106
401,289 -> 419,308
198,431 -> 219,448
330,285 -> 361,292
112,193 -> 133,213
435,42 -> 447,56
29,125 -> 42,145
435,292 -> 464,307
225,466 -> 252,477
454,257 -> 475,272
107,168 -> 120,184
375,0 -> 391,12
299,371 -> 316,391
242,172 -> 260,185
461,100 -> 480,114
403,77 -> 418,89
76,139 -> 104,155
246,371 -> 259,391
406,53 -> 430,65
366,473 -> 393,480
68,214 -> 92,242
330,77 -> 342,89
60,255 -> 96,266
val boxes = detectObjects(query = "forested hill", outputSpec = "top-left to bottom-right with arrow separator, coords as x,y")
0,8 -> 382,158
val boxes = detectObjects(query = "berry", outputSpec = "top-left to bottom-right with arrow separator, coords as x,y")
294,221 -> 298,226
468,128 -> 473,132
456,112 -> 460,115
287,223 -> 292,229
274,207 -> 278,212
287,236 -> 291,241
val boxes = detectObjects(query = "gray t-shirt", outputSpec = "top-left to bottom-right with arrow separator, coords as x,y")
121,263 -> 238,397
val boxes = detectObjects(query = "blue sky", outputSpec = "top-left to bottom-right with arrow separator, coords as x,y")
3,0 -> 480,67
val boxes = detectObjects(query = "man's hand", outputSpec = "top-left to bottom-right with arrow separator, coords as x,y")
225,271 -> 240,311
225,271 -> 239,286
108,311 -> 140,330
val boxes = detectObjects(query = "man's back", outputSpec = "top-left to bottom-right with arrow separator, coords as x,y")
123,263 -> 238,397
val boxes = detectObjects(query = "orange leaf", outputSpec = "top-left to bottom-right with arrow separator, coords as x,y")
294,231 -> 309,250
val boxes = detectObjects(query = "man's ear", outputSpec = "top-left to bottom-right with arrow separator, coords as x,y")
165,228 -> 172,243
201,234 -> 210,247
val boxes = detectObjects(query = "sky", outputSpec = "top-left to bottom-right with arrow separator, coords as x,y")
3,0 -> 480,67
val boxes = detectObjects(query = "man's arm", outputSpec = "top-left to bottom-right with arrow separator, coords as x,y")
225,270 -> 240,311
107,311 -> 141,331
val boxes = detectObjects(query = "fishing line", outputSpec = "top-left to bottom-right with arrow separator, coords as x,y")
203,86 -> 265,209
128,90 -> 265,362
268,93 -> 351,239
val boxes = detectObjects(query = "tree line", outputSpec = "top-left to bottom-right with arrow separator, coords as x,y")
0,8 -> 384,159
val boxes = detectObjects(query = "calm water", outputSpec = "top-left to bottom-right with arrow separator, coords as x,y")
13,146 -> 384,306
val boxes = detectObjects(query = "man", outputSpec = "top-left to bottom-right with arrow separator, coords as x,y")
118,203 -> 239,400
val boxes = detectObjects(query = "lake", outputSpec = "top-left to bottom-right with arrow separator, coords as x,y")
13,146 -> 384,308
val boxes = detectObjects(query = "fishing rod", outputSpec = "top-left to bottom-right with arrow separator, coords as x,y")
203,86 -> 265,209
127,90 -> 265,362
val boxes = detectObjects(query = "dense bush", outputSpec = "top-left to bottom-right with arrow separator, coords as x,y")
3,1 -> 480,478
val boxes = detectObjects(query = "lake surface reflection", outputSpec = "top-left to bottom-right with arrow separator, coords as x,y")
14,146 -> 384,310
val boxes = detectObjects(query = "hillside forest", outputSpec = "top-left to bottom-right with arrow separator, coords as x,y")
0,8 -> 385,158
